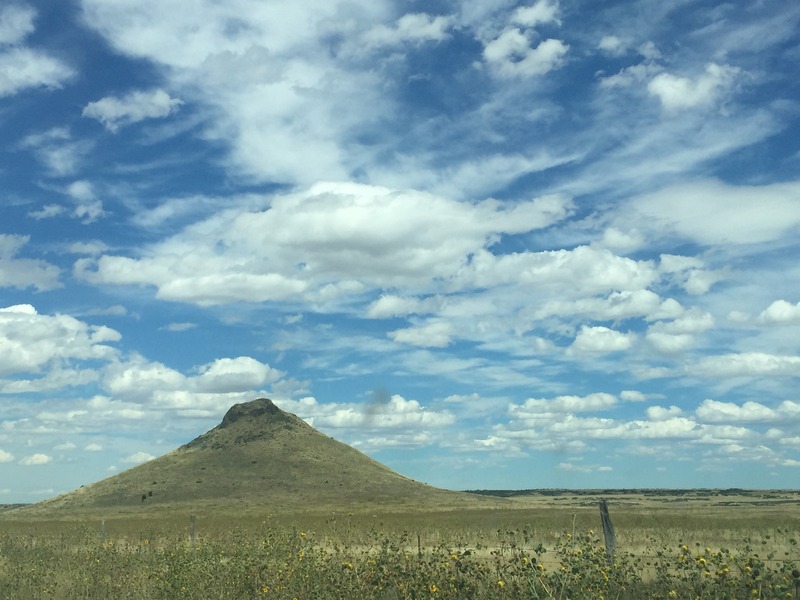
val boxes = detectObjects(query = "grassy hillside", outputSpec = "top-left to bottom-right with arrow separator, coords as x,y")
12,398 -> 499,517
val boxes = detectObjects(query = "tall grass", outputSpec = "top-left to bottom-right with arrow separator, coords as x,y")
1,511 -> 798,599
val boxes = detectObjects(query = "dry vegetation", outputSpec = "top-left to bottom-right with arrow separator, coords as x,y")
3,402 -> 799,598
2,490 -> 799,599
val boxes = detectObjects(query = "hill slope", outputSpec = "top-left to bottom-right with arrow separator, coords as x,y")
16,398 -> 493,516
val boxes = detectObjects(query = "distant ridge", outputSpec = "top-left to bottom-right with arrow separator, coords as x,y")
12,398 -> 495,516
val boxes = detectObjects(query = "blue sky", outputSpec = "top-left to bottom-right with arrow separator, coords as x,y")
2,0 -> 800,503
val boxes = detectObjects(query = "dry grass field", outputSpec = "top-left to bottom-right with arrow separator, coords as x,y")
2,401 -> 798,598
2,489 -> 799,599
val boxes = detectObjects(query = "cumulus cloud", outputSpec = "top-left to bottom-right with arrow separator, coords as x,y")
483,30 -> 568,78
82,88 -> 184,132
646,405 -> 683,420
696,399 -> 799,424
758,300 -> 800,324
79,0 -> 391,184
0,449 -> 14,462
123,451 -> 155,464
75,183 -> 574,306
597,35 -> 626,56
625,179 -> 800,246
194,356 -> 283,393
646,309 -> 714,353
511,0 -> 560,27
361,13 -> 453,48
20,453 -> 51,466
512,393 -> 618,416
367,295 -> 437,319
0,47 -> 74,96
0,235 -> 60,291
569,325 -> 634,354
0,4 -> 35,44
20,127 -> 92,176
97,353 -> 284,416
0,4 -> 73,95
532,289 -> 681,322
0,304 -> 119,377
479,392 -> 782,460
648,63 -> 741,111
389,321 -> 455,348
690,353 -> 800,378
462,245 -> 657,293
276,394 -> 454,446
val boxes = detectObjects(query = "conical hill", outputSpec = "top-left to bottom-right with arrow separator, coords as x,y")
16,398 -> 493,516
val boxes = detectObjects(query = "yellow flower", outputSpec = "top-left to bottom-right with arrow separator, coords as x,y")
429,584 -> 438,593
668,591 -> 678,598
497,580 -> 505,588
261,586 -> 269,594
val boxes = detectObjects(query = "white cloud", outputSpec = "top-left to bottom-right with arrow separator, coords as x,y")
483,30 -> 568,78
163,322 -> 196,332
123,451 -> 155,464
361,13 -> 453,48
28,204 -> 66,220
0,4 -> 35,45
79,0 -> 389,185
648,63 -> 741,111
0,449 -> 13,462
20,453 -> 51,466
0,304 -> 119,377
95,353 -> 284,417
76,183 -> 574,306
758,300 -> 800,324
557,462 -> 611,473
0,234 -> 61,291
462,245 -> 656,294
20,127 -> 92,176
620,390 -> 647,402
512,1 -> 560,27
696,399 -> 799,424
569,325 -> 634,354
69,241 -> 110,256
690,353 -> 800,378
625,179 -> 800,246
646,405 -> 683,421
533,289 -> 680,322
84,443 -> 103,451
83,89 -> 184,132
597,35 -> 626,56
646,309 -> 714,353
367,295 -> 436,319
389,320 -> 455,348
646,331 -> 694,354
0,47 -> 74,96
512,393 -> 618,416
194,356 -> 283,393
277,395 -> 454,445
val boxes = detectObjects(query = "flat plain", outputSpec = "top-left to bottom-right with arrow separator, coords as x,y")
2,488 -> 799,599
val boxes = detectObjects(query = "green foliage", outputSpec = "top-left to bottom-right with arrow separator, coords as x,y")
1,517 -> 798,599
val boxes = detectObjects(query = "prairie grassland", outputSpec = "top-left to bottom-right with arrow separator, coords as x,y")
1,490 -> 799,599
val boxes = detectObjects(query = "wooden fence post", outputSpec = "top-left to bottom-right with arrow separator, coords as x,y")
599,499 -> 616,563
